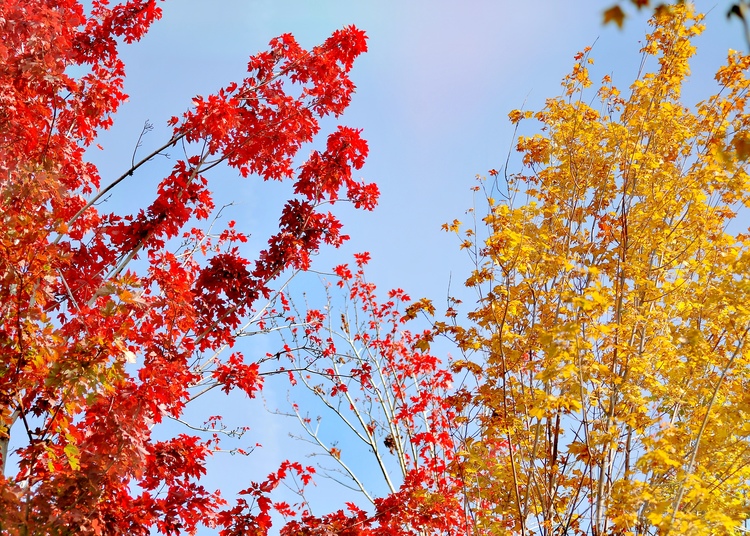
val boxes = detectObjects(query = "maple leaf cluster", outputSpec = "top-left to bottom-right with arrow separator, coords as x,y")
5,1 -> 750,535
441,5 -> 750,535
0,0 -> 383,533
264,253 -> 472,534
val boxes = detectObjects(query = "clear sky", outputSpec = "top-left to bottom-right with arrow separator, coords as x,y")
85,1 -> 746,531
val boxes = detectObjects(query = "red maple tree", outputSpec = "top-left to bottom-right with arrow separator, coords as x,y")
0,0 -> 386,533
266,253 -> 473,535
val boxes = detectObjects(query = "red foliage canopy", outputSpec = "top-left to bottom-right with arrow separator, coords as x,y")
0,0 -> 381,533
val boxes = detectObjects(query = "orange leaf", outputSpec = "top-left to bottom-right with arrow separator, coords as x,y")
603,5 -> 626,28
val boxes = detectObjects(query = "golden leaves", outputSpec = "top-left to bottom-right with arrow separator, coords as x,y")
449,3 -> 750,534
507,109 -> 533,124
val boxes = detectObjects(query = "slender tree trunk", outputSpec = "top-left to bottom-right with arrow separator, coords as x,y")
0,427 -> 8,476
0,410 -> 20,476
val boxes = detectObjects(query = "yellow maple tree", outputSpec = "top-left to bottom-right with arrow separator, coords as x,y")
446,5 -> 750,535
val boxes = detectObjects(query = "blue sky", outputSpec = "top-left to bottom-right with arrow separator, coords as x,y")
85,1 -> 746,531
93,1 -> 743,298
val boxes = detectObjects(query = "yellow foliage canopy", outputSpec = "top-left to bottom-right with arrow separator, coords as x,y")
448,5 -> 750,535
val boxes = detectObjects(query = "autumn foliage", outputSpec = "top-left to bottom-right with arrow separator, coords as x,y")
443,5 -> 750,535
0,0 -> 381,533
270,253 -> 470,534
4,1 -> 750,535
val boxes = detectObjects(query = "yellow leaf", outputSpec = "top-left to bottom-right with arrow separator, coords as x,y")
64,443 -> 80,471
529,405 -> 546,419
567,441 -> 591,462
